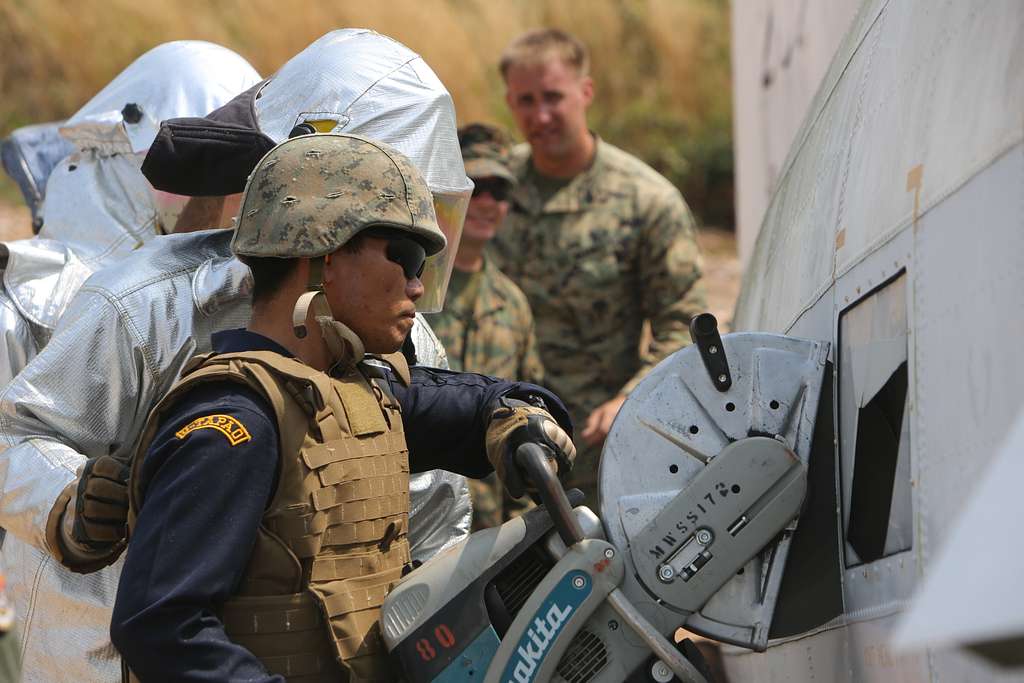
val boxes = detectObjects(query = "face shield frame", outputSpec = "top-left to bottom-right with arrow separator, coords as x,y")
417,188 -> 471,313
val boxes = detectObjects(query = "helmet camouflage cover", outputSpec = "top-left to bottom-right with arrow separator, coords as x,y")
458,122 -> 515,184
232,133 -> 447,259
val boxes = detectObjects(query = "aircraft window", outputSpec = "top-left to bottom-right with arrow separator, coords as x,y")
838,273 -> 912,566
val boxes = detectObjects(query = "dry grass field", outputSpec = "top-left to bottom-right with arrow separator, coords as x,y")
0,0 -> 741,315
0,0 -> 733,226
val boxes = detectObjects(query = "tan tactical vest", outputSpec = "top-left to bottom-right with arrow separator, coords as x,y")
127,350 -> 413,682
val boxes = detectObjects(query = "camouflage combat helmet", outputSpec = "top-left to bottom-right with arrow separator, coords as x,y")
232,133 -> 447,258
458,123 -> 515,183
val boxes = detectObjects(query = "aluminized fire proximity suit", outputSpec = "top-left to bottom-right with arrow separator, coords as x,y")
0,40 -> 262,386
0,40 -> 261,683
0,30 -> 472,682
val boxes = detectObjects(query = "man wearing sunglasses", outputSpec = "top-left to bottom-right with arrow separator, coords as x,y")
427,123 -> 544,531
112,133 -> 575,683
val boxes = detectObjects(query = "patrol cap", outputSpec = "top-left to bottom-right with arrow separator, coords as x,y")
458,123 -> 515,184
232,133 -> 447,259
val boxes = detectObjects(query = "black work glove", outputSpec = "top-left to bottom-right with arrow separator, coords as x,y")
485,397 -> 575,499
71,455 -> 131,549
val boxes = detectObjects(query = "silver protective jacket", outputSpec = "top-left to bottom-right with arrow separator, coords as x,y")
0,41 -> 261,385
404,324 -> 473,564
0,230 -> 470,681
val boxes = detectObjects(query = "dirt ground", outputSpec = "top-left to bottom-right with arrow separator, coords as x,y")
0,198 -> 742,322
695,227 -> 742,328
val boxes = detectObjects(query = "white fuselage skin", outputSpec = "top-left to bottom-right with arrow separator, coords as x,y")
721,0 -> 1024,681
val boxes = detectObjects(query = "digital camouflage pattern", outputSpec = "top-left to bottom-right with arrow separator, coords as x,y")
231,133 -> 446,259
427,258 -> 544,529
426,258 -> 544,384
490,138 -> 706,506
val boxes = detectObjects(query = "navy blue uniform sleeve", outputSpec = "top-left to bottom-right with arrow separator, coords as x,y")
389,366 -> 573,477
111,383 -> 283,683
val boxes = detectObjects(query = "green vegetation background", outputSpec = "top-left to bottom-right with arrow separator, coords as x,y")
0,0 -> 733,227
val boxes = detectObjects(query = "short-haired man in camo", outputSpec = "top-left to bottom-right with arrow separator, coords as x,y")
492,28 -> 706,509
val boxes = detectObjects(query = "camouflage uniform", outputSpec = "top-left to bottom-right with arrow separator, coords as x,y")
491,137 -> 706,507
427,258 -> 543,384
427,258 -> 544,529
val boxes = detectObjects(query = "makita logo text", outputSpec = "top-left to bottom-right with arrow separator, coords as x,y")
506,602 -> 574,683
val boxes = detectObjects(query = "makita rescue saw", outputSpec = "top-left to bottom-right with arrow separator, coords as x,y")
382,315 -> 829,682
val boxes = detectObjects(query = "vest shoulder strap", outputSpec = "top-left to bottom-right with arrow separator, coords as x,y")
199,351 -> 339,414
206,351 -> 390,437
376,352 -> 411,386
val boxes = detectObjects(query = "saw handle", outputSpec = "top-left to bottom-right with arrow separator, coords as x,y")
515,442 -> 585,547
690,312 -> 732,391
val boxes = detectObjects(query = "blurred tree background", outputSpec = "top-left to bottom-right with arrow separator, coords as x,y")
0,0 -> 733,227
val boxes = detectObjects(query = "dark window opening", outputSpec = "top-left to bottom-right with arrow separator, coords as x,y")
838,272 -> 913,567
846,362 -> 908,563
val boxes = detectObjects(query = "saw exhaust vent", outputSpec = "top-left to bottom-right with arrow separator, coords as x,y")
493,546 -> 553,618
555,629 -> 609,683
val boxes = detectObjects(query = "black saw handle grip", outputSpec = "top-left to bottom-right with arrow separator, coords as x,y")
690,312 -> 732,392
516,442 -> 585,548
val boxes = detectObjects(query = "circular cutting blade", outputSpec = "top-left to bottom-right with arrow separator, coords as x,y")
598,332 -> 828,649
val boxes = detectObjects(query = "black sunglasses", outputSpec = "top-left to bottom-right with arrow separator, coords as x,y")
363,228 -> 428,280
471,178 -> 512,202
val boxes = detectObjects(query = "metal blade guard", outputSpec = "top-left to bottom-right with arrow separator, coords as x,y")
599,324 -> 828,650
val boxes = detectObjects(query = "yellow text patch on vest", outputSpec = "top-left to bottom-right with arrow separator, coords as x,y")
175,414 -> 252,446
